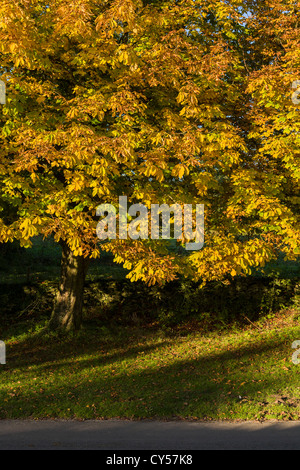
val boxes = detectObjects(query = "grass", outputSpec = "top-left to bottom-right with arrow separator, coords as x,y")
0,236 -> 127,284
1,310 -> 300,421
1,236 -> 300,285
1,237 -> 300,421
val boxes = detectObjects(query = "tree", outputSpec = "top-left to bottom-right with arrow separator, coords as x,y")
0,0 -> 299,331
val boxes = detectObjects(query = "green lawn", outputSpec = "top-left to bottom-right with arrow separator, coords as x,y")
1,310 -> 300,421
1,236 -> 300,285
0,235 -> 128,284
1,237 -> 300,421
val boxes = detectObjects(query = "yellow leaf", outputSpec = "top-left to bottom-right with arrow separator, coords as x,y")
178,166 -> 185,179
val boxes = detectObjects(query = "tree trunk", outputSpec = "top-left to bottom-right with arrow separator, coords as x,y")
49,241 -> 89,331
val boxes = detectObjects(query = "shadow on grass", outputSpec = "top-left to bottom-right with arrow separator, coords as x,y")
3,326 -> 171,371
1,324 -> 300,421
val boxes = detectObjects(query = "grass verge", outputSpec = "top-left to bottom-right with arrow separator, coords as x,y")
1,310 -> 300,421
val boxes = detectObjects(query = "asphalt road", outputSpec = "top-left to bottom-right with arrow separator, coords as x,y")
0,419 -> 300,450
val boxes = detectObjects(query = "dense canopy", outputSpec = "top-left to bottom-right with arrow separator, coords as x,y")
0,0 -> 299,329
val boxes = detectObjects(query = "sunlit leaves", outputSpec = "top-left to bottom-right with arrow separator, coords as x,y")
0,0 -> 299,286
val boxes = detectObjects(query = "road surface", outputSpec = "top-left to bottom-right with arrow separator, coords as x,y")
0,419 -> 300,450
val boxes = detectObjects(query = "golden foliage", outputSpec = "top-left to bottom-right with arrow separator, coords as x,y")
0,0 -> 299,284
